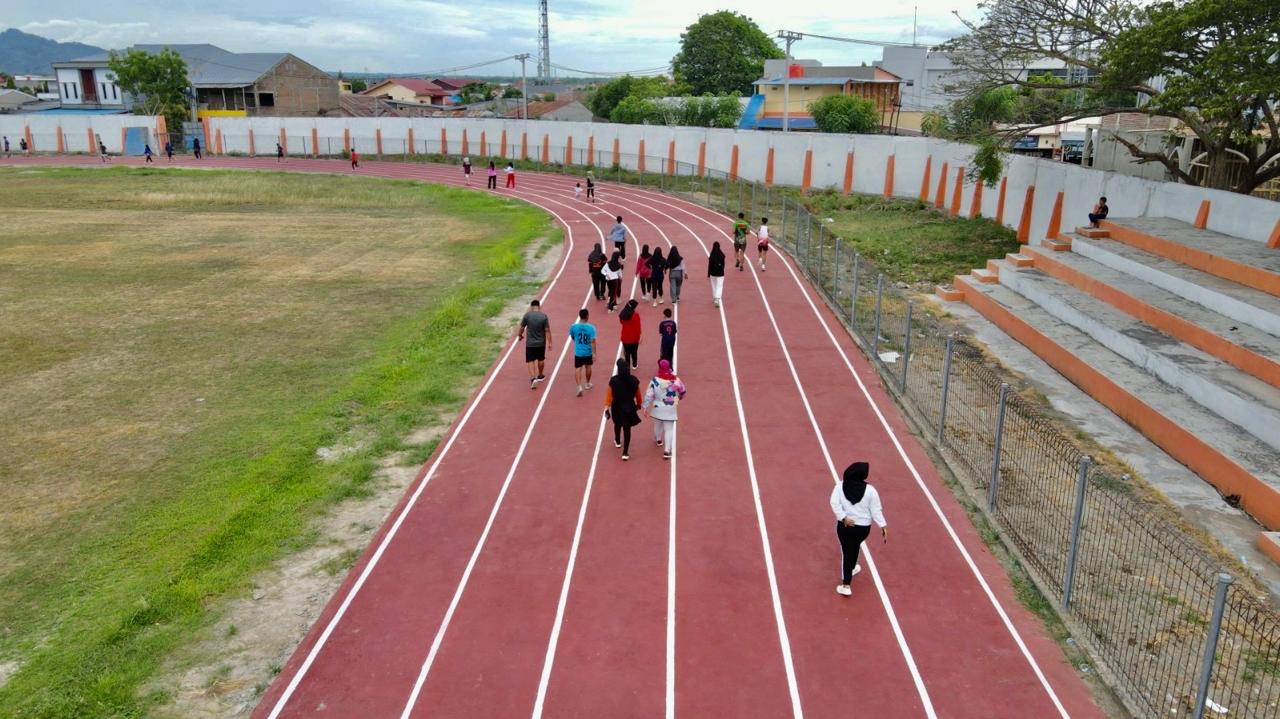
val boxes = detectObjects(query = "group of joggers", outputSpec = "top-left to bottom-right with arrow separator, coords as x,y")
515,193 -> 888,598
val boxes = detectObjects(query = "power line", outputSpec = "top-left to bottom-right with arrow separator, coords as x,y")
547,62 -> 671,77
772,29 -> 923,49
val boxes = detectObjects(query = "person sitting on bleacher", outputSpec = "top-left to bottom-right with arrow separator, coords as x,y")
1088,196 -> 1109,228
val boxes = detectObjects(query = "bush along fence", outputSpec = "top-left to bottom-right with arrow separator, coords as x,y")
407,147 -> 1280,719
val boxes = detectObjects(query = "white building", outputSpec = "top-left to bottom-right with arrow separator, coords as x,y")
52,61 -> 124,108
874,46 -> 1076,112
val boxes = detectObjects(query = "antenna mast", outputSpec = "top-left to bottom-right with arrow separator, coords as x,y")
538,0 -> 551,82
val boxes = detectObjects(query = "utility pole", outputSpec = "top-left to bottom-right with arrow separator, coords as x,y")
515,53 -> 531,121
777,30 -> 803,132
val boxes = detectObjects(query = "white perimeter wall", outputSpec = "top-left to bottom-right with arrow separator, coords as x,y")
8,112 -> 1280,245
0,114 -> 156,154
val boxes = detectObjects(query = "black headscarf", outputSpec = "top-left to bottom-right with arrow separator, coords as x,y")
614,357 -> 630,378
619,299 -> 638,321
607,252 -> 622,272
709,242 -> 725,263
650,247 -> 665,273
588,243 -> 606,267
842,462 -> 870,504
667,246 -> 683,270
640,244 -> 651,260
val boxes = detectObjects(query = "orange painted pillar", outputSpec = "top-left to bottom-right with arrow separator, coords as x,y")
542,134 -> 550,163
697,141 -> 706,176
1268,219 -> 1280,249
638,139 -> 646,172
934,162 -> 948,208
279,128 -> 288,156
1046,191 -> 1064,238
1017,186 -> 1036,243
375,128 -> 383,156
215,129 -> 224,156
461,129 -> 469,156
667,140 -> 676,175
498,129 -> 506,158
55,126 -> 65,153
919,156 -> 933,201
883,154 -> 896,199
440,128 -> 448,155
408,127 -> 415,155
311,128 -> 319,157
87,128 -> 95,153
202,121 -> 212,154
565,135 -> 574,165
1194,200 -> 1211,229
969,181 -> 984,219
612,138 -> 620,167
22,126 -> 33,152
996,177 -> 1009,224
480,131 -> 486,156
343,128 -> 351,155
801,149 -> 814,192
843,151 -> 855,196
119,127 -> 126,154
764,147 -> 775,186
248,129 -> 256,156
521,132 -> 529,160
950,167 -> 964,216
728,144 -> 739,181
587,135 -> 595,165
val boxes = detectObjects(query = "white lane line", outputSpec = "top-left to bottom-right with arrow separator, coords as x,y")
618,183 -> 1069,717
739,259 -> 937,716
265,182 -> 591,719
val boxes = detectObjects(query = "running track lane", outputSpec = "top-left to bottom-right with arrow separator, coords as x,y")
4,155 -> 1103,718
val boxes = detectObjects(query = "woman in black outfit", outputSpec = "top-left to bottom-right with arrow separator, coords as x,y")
648,247 -> 667,307
604,252 -> 624,312
587,243 -> 608,301
604,358 -> 643,460
708,241 -> 727,308
666,246 -> 685,304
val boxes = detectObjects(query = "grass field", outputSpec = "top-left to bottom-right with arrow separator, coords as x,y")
0,166 -> 558,717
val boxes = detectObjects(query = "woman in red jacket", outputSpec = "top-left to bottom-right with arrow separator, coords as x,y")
618,299 -> 642,369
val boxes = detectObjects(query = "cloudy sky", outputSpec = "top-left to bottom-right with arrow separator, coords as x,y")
14,0 -> 980,76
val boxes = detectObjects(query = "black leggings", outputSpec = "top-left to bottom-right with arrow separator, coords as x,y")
650,275 -> 665,299
591,271 -> 606,300
639,277 -> 651,296
614,242 -> 626,260
613,421 -> 632,453
488,175 -> 497,189
623,342 -> 639,369
607,279 -> 622,310
836,522 -> 871,583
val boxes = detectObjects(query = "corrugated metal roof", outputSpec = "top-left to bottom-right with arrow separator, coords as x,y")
753,76 -> 899,86
58,44 -> 286,87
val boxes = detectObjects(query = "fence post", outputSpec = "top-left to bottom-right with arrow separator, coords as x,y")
1062,455 -> 1093,609
900,302 -> 914,391
833,238 -> 843,303
850,252 -> 860,324
750,182 -> 757,216
1193,573 -> 1234,719
873,273 -> 885,356
988,383 -> 1010,510
938,336 -> 955,443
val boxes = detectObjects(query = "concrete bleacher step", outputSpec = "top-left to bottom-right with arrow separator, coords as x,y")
1074,226 -> 1110,239
1023,245 -> 1280,390
994,260 -> 1280,453
1102,217 -> 1280,298
1041,237 -> 1072,252
971,267 -> 998,284
955,274 -> 1280,529
1068,232 -> 1280,338
1005,253 -> 1034,268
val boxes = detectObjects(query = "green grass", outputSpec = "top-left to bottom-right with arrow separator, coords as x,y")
0,166 -> 556,718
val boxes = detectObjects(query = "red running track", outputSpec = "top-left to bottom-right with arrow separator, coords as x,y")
6,155 -> 1104,718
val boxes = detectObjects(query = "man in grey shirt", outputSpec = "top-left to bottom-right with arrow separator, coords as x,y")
518,299 -> 551,390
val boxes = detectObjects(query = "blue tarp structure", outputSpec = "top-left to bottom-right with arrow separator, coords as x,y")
738,94 -> 766,130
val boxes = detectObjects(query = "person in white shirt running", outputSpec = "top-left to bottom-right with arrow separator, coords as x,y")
756,217 -> 770,271
829,461 -> 888,596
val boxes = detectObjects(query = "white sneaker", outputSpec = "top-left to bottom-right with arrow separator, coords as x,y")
614,441 -> 622,448
576,385 -> 583,397
852,565 -> 862,578
585,382 -> 593,390
836,584 -> 852,596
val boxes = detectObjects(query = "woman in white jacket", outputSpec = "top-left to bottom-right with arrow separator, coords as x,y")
642,359 -> 686,459
829,461 -> 888,596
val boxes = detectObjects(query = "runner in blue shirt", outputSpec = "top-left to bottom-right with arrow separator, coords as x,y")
568,308 -> 597,397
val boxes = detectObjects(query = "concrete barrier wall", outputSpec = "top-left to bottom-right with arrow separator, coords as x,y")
8,113 -> 1280,245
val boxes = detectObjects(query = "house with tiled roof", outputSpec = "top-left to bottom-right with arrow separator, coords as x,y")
361,77 -> 481,106
500,98 -> 593,122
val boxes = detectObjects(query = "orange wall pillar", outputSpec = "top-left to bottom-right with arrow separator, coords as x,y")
215,128 -> 224,155
667,140 -> 676,175
542,134 -> 550,163
612,138 -> 620,167
1017,186 -> 1036,242
87,128 -> 95,153
408,127 -> 415,154
55,126 -> 65,153
697,141 -> 706,176
440,128 -> 448,155
461,128 -> 469,156
521,132 -> 529,160
498,129 -> 505,157
764,147 -> 775,187
202,121 -> 211,154
843,151 -> 855,196
728,144 -> 739,181
638,140 -> 646,172
1046,191 -> 1064,238
480,130 -> 486,156
248,129 -> 256,156
801,149 -> 814,192
587,135 -> 595,165
311,128 -> 319,157
970,181 -> 984,219
1269,219 -> 1280,249
1194,200 -> 1211,229
343,128 -> 351,155
950,166 -> 964,216
279,128 -> 288,156
565,135 -> 574,165
375,128 -> 383,155
883,154 -> 896,199
119,127 -> 126,155
935,162 -> 949,208
919,156 -> 933,201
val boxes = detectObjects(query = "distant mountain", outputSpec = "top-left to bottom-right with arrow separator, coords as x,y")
0,28 -> 104,75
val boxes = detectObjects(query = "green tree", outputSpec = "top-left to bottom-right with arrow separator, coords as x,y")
502,86 -> 523,99
922,86 -> 1021,185
610,95 -> 663,124
3,75 -> 15,90
587,75 -> 668,119
808,95 -> 880,134
677,94 -> 743,128
671,11 -> 783,96
350,78 -> 367,93
107,48 -> 190,132
944,0 -> 1280,193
